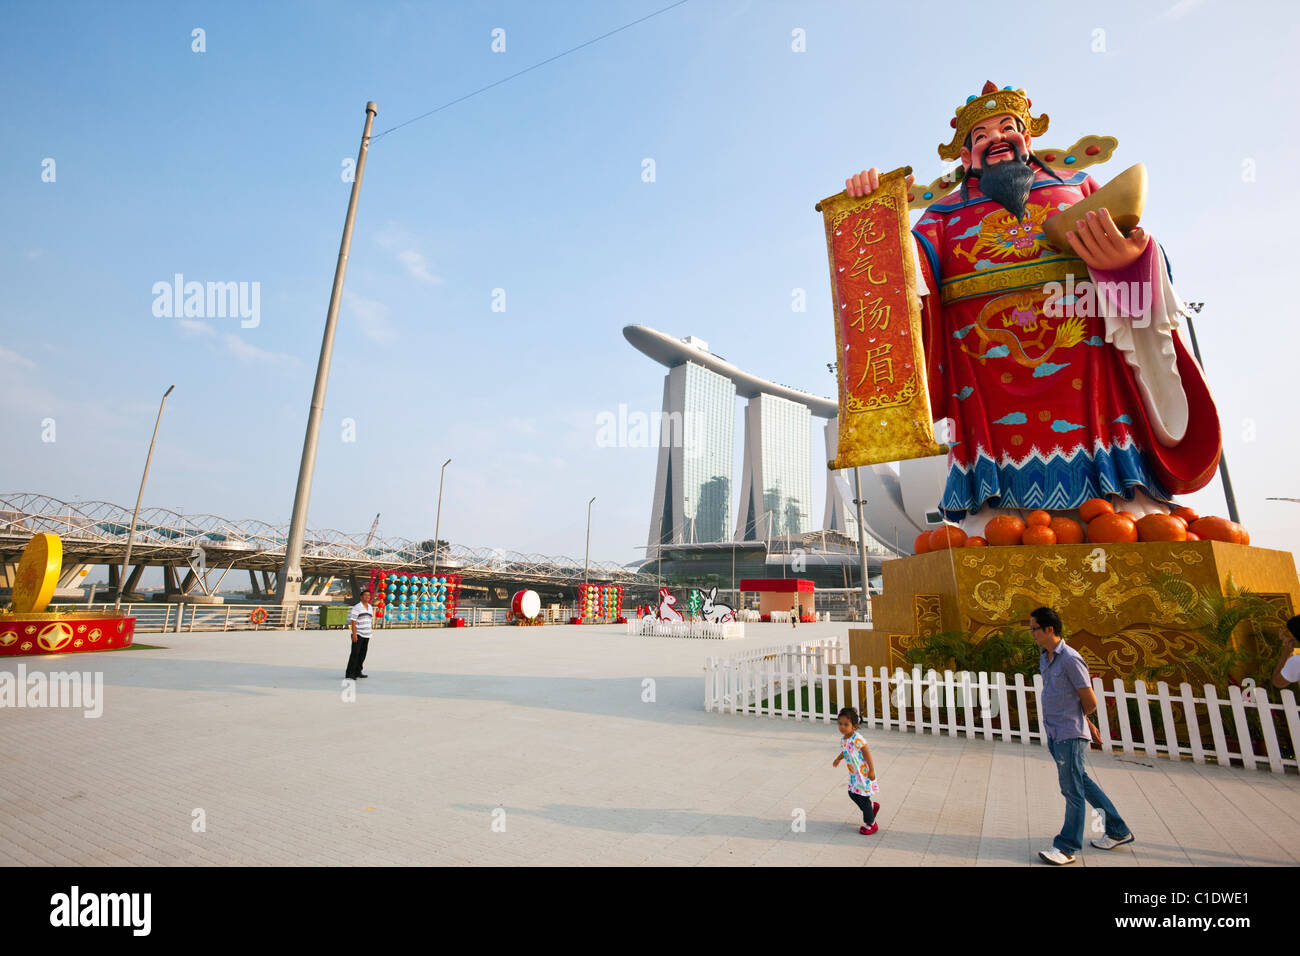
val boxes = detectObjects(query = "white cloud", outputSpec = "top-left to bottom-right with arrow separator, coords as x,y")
396,249 -> 440,284
177,319 -> 291,365
376,221 -> 443,285
344,291 -> 397,345
0,346 -> 36,369
222,334 -> 296,366
1162,0 -> 1206,20
177,319 -> 216,337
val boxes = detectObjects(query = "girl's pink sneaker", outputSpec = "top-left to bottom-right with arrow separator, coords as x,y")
873,802 -> 880,816
859,823 -> 879,835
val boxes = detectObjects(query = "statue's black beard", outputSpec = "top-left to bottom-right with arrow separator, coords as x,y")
970,149 -> 1035,220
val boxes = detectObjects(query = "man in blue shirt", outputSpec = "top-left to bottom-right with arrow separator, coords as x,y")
1032,606 -> 1135,865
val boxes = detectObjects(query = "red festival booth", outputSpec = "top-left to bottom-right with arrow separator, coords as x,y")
739,579 -> 816,622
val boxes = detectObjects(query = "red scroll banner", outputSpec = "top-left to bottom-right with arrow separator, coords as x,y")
817,166 -> 946,469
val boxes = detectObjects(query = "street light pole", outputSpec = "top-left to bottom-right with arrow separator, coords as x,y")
1183,302 -> 1240,524
584,496 -> 596,585
730,533 -> 737,597
433,458 -> 451,576
116,385 -> 174,609
852,468 -> 871,619
279,101 -> 378,613
829,361 -> 873,618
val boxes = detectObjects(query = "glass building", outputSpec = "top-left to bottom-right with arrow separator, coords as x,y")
647,360 -> 736,549
735,393 -> 812,540
626,325 -> 935,561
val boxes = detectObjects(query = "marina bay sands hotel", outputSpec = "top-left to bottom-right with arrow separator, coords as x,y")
623,325 -> 947,559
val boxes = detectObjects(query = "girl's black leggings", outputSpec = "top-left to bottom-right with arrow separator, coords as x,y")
848,790 -> 876,825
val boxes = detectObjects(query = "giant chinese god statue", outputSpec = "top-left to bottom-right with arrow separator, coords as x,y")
845,82 -> 1221,534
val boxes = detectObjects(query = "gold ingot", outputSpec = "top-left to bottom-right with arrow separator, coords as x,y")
1042,163 -> 1147,252
11,533 -> 62,614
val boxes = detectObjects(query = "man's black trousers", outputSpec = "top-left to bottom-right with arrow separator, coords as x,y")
346,636 -> 369,679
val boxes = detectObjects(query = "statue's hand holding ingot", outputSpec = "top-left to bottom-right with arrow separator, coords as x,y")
1063,208 -> 1150,272
1042,162 -> 1150,270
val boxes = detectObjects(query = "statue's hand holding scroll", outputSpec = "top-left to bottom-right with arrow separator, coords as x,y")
818,167 -> 947,469
845,167 -> 915,198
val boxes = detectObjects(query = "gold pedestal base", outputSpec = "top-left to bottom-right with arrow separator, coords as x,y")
853,541 -> 1299,683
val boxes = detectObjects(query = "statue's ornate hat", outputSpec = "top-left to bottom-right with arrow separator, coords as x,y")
938,80 -> 1049,161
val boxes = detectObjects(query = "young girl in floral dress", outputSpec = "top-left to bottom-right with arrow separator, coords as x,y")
833,707 -> 880,835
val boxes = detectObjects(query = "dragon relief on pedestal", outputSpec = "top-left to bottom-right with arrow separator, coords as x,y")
964,549 -> 1191,630
1092,567 -> 1190,623
969,553 -> 1069,619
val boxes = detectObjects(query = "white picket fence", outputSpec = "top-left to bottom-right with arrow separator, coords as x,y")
628,619 -> 745,640
704,640 -> 845,705
703,638 -> 1300,775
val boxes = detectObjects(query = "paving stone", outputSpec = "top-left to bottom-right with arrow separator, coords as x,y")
2,623 -> 1295,866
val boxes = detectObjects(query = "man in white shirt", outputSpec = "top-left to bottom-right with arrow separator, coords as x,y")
1271,616 -> 1300,689
345,588 -> 374,681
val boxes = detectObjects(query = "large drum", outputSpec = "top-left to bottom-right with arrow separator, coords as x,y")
511,589 -> 541,621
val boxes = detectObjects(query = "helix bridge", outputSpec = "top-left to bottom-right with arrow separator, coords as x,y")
0,493 -> 656,599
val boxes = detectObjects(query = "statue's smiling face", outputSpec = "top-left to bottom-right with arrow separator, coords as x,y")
961,111 -> 1038,220
961,113 -> 1032,173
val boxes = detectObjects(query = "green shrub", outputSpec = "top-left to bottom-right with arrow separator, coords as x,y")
1143,573 -> 1286,696
905,625 -> 1039,678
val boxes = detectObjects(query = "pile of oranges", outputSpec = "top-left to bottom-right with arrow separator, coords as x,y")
913,501 -> 1249,553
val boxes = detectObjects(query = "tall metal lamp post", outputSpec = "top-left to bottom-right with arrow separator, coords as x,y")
433,458 -> 451,576
584,496 -> 596,585
117,385 -> 175,609
278,101 -> 377,613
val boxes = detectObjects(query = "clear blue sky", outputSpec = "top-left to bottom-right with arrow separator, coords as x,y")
4,0 -> 1299,563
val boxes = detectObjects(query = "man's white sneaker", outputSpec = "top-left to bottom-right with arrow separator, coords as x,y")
1038,847 -> 1076,865
1090,833 -> 1135,851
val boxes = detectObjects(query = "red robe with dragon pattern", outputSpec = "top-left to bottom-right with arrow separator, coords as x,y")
909,165 -> 1221,520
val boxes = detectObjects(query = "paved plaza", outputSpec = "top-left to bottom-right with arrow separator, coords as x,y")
2,622 -> 1298,867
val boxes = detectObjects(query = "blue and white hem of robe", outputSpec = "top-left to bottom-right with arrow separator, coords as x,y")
939,437 -> 1176,522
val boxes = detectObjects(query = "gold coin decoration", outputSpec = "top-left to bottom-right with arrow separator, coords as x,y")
37,621 -> 75,653
12,533 -> 62,614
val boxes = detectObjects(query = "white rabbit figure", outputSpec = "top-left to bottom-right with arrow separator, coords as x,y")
701,586 -> 735,624
656,587 -> 683,622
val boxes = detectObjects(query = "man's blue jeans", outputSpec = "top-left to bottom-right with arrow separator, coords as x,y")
1047,736 -> 1130,854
